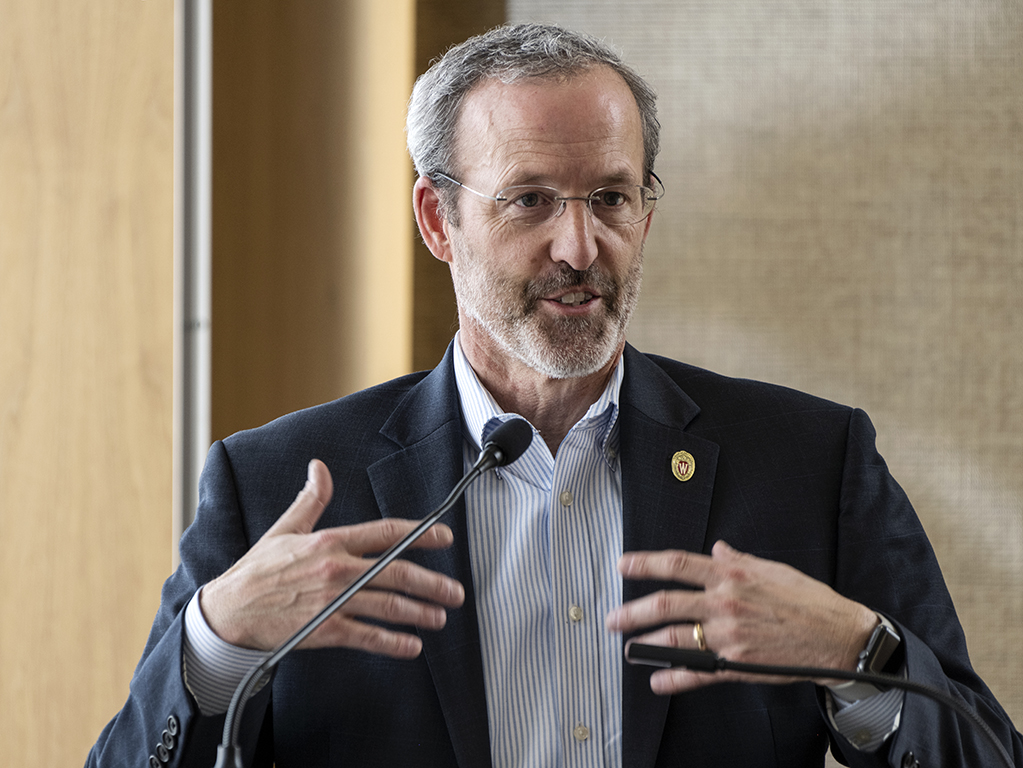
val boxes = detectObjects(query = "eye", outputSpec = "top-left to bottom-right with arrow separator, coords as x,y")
593,188 -> 629,207
508,188 -> 554,209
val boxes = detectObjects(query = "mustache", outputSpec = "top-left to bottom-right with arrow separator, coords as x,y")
522,264 -> 619,307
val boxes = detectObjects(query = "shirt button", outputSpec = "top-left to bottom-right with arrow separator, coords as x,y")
569,605 -> 584,622
573,723 -> 590,742
851,729 -> 873,747
559,490 -> 573,507
607,447 -> 617,459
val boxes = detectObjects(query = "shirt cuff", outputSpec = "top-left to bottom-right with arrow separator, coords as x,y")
182,588 -> 272,716
825,680 -> 905,752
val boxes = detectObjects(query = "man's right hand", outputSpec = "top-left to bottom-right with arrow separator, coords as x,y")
199,458 -> 465,657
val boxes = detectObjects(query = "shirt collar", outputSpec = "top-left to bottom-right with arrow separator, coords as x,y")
451,331 -> 623,469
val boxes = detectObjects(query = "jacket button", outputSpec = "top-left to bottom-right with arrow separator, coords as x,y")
149,757 -> 161,768
166,714 -> 180,736
901,752 -> 920,768
156,743 -> 170,763
161,728 -> 175,750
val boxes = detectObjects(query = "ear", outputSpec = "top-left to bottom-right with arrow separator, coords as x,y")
638,171 -> 659,244
639,207 -> 655,244
413,176 -> 455,264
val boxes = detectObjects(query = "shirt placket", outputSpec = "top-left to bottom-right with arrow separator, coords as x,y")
550,422 -> 605,768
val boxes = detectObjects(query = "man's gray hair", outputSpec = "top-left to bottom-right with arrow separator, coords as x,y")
406,23 -> 660,184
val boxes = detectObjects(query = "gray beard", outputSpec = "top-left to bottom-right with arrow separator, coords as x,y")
452,249 -> 643,379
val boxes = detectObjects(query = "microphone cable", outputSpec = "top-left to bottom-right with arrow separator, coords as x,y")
626,643 -> 1015,768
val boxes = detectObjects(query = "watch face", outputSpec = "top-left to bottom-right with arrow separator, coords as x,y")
861,618 -> 901,675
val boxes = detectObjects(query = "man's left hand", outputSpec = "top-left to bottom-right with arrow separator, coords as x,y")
606,540 -> 878,694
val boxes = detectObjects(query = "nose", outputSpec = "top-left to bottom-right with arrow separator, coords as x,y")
548,198 -> 599,271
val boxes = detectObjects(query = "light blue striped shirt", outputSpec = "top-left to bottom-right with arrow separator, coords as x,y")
452,337 -> 625,768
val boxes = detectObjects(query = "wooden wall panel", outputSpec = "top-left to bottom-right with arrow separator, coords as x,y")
211,0 -> 416,441
0,1 -> 174,764
210,0 -> 512,436
412,0 -> 506,371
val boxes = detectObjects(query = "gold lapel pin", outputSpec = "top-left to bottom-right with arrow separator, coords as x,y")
671,450 -> 696,482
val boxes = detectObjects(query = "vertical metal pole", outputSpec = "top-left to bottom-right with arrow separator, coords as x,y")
173,0 -> 212,565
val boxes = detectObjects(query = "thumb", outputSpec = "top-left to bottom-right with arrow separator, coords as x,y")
265,459 -> 334,537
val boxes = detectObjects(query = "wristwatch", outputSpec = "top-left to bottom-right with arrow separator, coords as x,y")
830,613 -> 902,701
858,613 -> 902,678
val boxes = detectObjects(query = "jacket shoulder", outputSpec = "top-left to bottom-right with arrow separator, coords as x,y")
640,352 -> 853,422
222,369 -> 432,452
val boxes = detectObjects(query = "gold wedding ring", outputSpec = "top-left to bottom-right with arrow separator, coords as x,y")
693,621 -> 707,652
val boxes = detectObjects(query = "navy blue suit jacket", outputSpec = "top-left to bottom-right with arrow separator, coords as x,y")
87,345 -> 1021,768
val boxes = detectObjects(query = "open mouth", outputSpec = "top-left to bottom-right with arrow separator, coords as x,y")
556,291 -> 595,308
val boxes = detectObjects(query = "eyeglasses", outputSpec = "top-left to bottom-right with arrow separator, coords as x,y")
432,172 -> 664,227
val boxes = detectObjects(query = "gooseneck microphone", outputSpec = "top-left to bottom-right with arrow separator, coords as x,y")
626,643 -> 1015,768
214,418 -> 533,768
474,417 -> 534,473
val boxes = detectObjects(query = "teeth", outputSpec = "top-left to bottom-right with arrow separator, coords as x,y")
558,292 -> 593,307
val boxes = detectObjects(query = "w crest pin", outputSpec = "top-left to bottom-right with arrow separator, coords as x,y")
671,450 -> 696,482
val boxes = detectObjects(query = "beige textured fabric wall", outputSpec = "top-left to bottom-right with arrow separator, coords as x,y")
511,0 -> 1023,730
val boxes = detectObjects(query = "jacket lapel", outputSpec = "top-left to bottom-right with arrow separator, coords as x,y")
618,346 -> 720,768
367,346 -> 494,768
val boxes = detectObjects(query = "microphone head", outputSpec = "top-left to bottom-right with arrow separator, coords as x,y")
483,417 -> 533,467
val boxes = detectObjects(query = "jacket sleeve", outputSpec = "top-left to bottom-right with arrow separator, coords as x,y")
85,441 -> 274,768
826,408 -> 1022,768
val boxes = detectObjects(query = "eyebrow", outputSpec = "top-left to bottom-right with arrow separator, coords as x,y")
500,170 -> 641,189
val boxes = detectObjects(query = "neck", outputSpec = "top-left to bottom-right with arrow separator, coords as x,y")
458,328 -> 622,457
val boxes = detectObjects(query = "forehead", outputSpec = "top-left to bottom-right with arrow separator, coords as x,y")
452,66 -> 645,187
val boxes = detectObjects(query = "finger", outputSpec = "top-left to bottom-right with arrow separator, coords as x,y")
623,631 -> 749,695
648,658 -> 801,692
337,588 -> 451,631
606,589 -> 704,633
648,666 -> 722,695
295,527 -> 465,609
626,624 -> 707,652
359,557 -> 466,609
265,459 -> 335,537
300,589 -> 457,655
323,517 -> 456,557
617,548 -> 720,588
306,613 -> 425,658
613,638 -> 720,695
711,539 -> 746,562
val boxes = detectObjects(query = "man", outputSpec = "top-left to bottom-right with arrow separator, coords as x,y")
88,23 -> 1020,768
